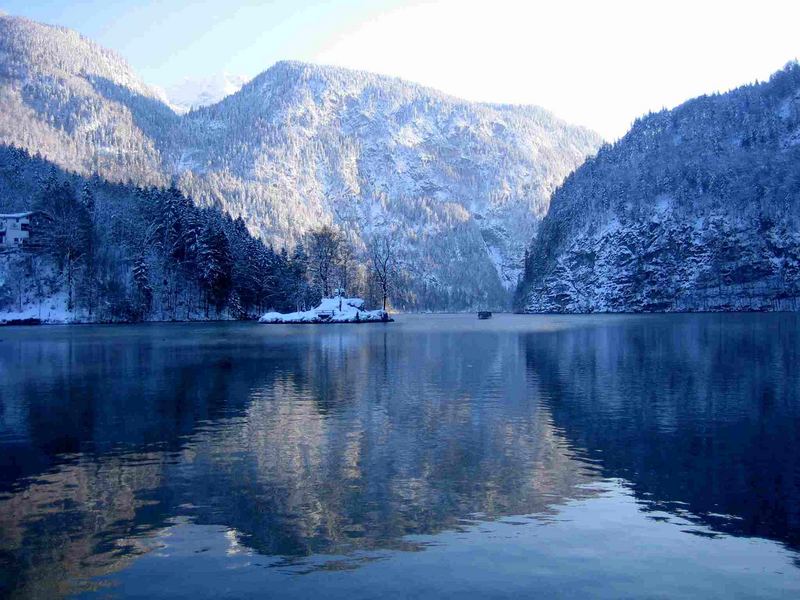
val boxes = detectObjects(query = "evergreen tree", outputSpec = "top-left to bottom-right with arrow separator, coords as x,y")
132,252 -> 153,319
198,220 -> 233,315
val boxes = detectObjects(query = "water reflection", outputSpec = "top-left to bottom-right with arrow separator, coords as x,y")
523,314 -> 800,551
0,315 -> 799,598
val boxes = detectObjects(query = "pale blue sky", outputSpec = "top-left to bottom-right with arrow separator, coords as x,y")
0,1 -> 401,83
2,0 -> 799,139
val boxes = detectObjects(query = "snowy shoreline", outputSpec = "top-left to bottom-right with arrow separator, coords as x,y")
259,297 -> 393,324
0,316 -> 244,326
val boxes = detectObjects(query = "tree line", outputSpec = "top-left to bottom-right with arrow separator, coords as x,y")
0,145 -> 397,322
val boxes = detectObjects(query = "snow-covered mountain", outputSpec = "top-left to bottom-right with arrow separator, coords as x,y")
0,15 -> 601,310
165,72 -> 249,113
517,63 -> 800,313
0,15 -> 173,185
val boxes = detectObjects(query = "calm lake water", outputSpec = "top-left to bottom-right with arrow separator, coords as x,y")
1,314 -> 799,599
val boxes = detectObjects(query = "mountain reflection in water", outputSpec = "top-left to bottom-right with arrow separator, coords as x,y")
0,314 -> 798,599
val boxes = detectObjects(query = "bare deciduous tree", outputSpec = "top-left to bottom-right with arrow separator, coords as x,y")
337,235 -> 355,296
369,231 -> 397,312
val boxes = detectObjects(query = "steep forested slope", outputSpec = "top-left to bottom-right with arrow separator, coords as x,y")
517,63 -> 800,312
0,15 -> 601,310
0,15 -> 176,185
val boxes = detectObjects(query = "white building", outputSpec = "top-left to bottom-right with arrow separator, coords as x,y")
0,212 -> 35,248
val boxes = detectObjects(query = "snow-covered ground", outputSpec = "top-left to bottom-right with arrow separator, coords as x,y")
0,291 -> 74,324
0,254 -> 75,324
259,297 -> 392,324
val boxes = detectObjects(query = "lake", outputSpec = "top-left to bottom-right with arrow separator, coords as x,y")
1,314 -> 799,599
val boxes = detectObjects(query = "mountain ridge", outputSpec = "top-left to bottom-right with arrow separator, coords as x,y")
0,14 -> 602,310
0,14 -> 167,102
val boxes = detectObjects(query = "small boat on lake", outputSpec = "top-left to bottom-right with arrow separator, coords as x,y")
477,311 -> 492,320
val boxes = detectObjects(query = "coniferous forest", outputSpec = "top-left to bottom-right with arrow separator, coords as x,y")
0,145 -> 319,322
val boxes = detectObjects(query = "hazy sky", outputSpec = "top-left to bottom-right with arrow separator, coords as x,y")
2,0 -> 799,139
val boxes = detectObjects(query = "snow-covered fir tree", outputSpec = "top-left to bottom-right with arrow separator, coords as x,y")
0,145 -> 307,322
516,63 -> 800,313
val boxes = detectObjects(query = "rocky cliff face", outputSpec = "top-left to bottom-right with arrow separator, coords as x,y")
518,63 -> 800,312
0,15 -> 601,310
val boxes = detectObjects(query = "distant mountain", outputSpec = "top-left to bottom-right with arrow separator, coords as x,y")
165,73 -> 249,113
516,63 -> 800,313
0,15 -> 602,310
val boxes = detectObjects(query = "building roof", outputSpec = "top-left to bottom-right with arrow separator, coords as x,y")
0,211 -> 36,218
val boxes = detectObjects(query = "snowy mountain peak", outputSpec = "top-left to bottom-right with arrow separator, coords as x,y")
248,60 -> 508,109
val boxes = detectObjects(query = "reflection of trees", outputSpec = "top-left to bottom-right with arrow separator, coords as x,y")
523,314 -> 800,551
0,323 -> 600,597
0,453 -> 169,599
169,326 -> 600,558
0,323 -> 310,597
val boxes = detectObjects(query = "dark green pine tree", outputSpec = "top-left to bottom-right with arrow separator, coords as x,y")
199,221 -> 233,315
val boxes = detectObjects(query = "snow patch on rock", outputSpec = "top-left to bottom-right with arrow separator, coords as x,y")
259,296 -> 392,324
